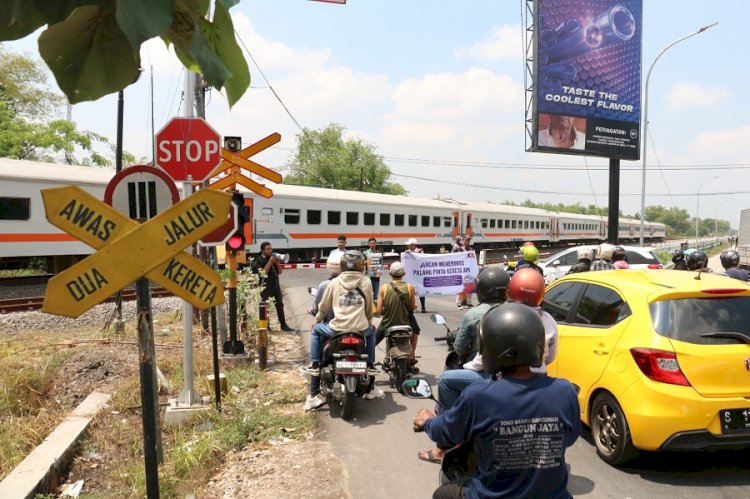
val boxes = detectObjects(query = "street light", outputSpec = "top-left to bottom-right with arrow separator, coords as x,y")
639,22 -> 718,246
696,175 -> 719,241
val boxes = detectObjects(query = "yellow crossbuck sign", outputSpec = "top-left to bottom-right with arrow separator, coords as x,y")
41,186 -> 231,318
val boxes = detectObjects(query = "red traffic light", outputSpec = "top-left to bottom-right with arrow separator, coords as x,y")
226,234 -> 245,252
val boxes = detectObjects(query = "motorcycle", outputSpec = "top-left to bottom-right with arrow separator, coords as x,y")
380,324 -> 415,393
402,377 -> 477,485
430,313 -> 464,371
307,286 -> 372,420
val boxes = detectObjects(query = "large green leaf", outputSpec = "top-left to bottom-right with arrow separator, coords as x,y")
38,5 -> 140,104
0,1 -> 47,41
203,2 -> 249,106
116,0 -> 174,50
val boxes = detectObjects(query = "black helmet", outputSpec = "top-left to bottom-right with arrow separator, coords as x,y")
476,266 -> 510,303
720,249 -> 740,268
686,250 -> 708,270
340,250 -> 365,272
611,246 -> 627,262
479,303 -> 545,374
672,249 -> 685,264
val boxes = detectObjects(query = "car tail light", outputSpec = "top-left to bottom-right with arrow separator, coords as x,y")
341,336 -> 362,345
702,288 -> 746,295
630,348 -> 691,386
648,263 -> 662,269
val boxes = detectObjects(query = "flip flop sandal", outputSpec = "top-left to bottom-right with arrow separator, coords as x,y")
417,449 -> 443,464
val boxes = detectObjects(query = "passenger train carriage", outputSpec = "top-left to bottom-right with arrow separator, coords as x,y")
0,159 -> 665,266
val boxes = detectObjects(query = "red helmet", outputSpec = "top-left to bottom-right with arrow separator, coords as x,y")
508,268 -> 546,307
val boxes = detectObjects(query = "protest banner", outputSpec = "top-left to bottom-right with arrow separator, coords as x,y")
401,251 -> 479,296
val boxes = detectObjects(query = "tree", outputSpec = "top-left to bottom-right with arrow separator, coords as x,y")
0,47 -> 128,166
642,205 -> 693,238
284,124 -> 407,195
0,0 -> 249,107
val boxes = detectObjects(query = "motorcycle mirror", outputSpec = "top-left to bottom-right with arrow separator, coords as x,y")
429,313 -> 446,325
308,286 -> 318,297
402,377 -> 433,399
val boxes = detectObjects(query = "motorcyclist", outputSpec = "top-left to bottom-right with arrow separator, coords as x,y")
719,249 -> 749,281
413,303 -> 581,499
611,246 -> 629,269
590,243 -> 615,271
671,249 -> 688,270
686,250 -> 710,271
566,247 -> 593,274
516,243 -> 544,276
418,266 -> 510,465
376,261 -> 420,359
302,250 -> 379,410
308,252 -> 341,322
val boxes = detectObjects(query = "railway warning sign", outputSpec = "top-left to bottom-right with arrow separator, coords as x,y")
206,132 -> 282,198
41,186 -> 231,317
104,165 -> 180,219
155,117 -> 222,182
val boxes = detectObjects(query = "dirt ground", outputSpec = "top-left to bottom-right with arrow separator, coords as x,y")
37,313 -> 350,498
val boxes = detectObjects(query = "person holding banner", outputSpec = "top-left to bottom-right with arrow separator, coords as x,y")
405,238 -> 427,313
364,237 -> 383,301
452,236 -> 474,310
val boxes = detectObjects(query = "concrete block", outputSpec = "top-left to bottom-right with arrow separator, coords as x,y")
205,373 -> 228,396
0,391 -> 111,499
164,399 -> 212,427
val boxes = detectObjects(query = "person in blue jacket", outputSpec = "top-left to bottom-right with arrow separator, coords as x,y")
413,303 -> 581,499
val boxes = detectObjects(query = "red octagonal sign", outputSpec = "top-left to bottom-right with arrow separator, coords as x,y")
155,117 -> 221,182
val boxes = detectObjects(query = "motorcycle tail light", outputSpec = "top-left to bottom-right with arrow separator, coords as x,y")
341,336 -> 362,345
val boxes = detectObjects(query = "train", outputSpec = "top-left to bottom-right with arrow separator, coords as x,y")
0,158 -> 665,268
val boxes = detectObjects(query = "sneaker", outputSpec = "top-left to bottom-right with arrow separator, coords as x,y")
281,325 -> 296,332
420,307 -> 427,313
300,363 -> 320,375
303,393 -> 326,411
367,364 -> 380,375
364,385 -> 385,400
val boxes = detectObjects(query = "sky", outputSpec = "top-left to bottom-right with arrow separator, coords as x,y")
7,0 -> 750,227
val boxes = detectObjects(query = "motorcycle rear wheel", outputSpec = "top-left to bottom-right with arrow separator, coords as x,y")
395,357 -> 409,394
341,389 -> 355,420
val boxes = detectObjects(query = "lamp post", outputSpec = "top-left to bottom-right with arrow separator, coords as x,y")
639,22 -> 718,246
696,175 -> 719,241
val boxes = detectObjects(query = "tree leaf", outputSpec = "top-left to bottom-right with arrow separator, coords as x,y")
38,5 -> 140,104
116,0 -> 174,50
202,2 -> 249,107
0,1 -> 47,41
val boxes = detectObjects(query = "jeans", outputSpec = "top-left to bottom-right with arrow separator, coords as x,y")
438,368 -> 492,411
310,322 -> 376,364
370,276 -> 380,301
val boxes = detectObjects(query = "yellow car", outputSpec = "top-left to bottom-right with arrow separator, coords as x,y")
544,269 -> 750,466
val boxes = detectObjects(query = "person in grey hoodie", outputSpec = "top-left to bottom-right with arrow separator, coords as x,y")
303,250 -> 379,410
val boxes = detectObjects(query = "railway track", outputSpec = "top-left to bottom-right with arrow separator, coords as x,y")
0,288 -> 172,314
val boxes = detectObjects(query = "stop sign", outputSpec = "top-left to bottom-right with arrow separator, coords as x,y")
155,117 -> 221,182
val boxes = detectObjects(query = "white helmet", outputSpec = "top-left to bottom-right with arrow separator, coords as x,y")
577,247 -> 594,261
327,252 -> 342,277
596,243 -> 615,261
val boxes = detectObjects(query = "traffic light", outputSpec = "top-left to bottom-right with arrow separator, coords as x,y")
226,192 -> 249,254
224,136 -> 242,152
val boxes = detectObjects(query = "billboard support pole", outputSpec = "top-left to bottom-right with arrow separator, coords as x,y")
608,158 -> 620,245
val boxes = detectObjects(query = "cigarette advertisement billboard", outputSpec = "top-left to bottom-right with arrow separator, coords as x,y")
531,0 -> 642,160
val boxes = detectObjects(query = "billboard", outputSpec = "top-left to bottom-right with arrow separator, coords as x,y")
531,0 -> 642,160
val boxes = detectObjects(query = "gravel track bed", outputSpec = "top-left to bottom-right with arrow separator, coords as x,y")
0,297 -> 183,334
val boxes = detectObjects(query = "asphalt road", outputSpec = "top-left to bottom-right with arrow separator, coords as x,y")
281,268 -> 750,499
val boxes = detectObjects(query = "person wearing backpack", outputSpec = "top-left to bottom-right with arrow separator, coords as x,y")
376,262 -> 420,360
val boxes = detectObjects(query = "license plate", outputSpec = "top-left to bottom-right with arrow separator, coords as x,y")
720,408 -> 750,433
336,361 -> 367,373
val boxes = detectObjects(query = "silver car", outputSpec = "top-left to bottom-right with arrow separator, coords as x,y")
538,245 -> 662,280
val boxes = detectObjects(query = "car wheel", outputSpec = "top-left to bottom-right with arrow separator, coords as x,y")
591,392 -> 637,466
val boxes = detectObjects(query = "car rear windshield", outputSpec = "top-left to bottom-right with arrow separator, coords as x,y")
626,250 -> 659,265
650,297 -> 750,345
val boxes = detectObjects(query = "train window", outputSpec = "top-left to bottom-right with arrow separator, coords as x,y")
0,197 -> 30,220
443,217 -> 451,228
511,220 -> 517,229
308,209 -> 321,224
364,212 -> 375,226
535,221 -> 540,229
490,219 -> 495,228
421,215 -> 430,227
328,211 -> 341,225
433,216 -> 440,227
481,218 -> 488,228
504,220 -> 510,229
523,220 -> 529,229
347,211 -> 358,225
284,209 -> 300,224
381,213 -> 391,226
395,214 -> 404,226
408,215 -> 417,227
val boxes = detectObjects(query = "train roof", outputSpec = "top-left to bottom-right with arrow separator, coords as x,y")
0,158 -> 115,186
460,201 -> 553,217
